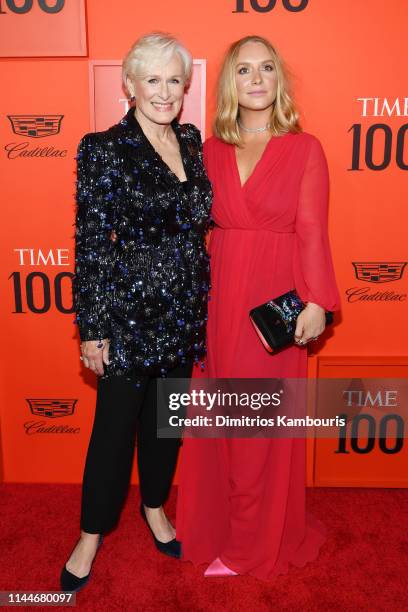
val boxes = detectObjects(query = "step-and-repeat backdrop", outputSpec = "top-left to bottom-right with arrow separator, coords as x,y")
0,0 -> 407,486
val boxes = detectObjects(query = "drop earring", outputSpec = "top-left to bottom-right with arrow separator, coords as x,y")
130,95 -> 135,102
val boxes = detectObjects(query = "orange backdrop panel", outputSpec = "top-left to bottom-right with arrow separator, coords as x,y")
0,0 -> 87,57
313,357 -> 408,487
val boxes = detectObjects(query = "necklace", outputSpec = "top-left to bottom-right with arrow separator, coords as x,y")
238,120 -> 271,133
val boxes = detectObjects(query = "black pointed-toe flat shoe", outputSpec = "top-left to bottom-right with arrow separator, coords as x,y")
60,534 -> 103,593
140,503 -> 181,559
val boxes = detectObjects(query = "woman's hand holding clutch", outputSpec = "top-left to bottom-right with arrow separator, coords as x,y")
80,339 -> 111,376
294,303 -> 326,346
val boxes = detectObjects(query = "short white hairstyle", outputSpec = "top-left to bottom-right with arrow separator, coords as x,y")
122,32 -> 193,93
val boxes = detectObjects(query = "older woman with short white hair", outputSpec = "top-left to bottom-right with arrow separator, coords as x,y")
60,32 -> 212,592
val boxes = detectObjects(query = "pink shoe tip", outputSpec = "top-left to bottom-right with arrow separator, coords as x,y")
204,557 -> 238,577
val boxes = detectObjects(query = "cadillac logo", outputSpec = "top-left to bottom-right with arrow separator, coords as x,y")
7,115 -> 64,138
352,262 -> 407,283
26,398 -> 77,418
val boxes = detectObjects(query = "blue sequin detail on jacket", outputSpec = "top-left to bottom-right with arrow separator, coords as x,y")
73,108 -> 213,378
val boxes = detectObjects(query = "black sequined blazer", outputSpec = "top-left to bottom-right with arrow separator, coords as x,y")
73,107 -> 213,377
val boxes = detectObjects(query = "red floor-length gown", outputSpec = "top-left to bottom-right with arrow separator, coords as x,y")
176,130 -> 342,581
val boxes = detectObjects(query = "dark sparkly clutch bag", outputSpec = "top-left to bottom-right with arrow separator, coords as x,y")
249,289 -> 333,352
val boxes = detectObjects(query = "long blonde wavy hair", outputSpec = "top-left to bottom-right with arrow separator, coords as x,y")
214,35 -> 301,145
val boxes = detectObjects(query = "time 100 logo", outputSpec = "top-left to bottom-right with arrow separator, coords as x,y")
0,0 -> 64,13
10,271 -> 74,314
349,124 -> 408,171
233,0 -> 308,12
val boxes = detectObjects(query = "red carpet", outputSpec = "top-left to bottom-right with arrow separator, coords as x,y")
0,484 -> 407,611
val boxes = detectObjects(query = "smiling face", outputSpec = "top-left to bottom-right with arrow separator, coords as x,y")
126,52 -> 186,126
234,41 -> 278,113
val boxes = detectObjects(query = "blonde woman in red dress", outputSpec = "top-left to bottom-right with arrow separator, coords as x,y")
176,35 -> 341,580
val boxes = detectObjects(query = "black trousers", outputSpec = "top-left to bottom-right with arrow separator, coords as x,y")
80,359 -> 193,534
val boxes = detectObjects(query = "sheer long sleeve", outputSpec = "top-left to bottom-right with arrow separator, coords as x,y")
293,136 -> 341,312
73,134 -> 114,341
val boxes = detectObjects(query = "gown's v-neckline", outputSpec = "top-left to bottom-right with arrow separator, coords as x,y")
233,136 -> 275,189
232,132 -> 290,189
